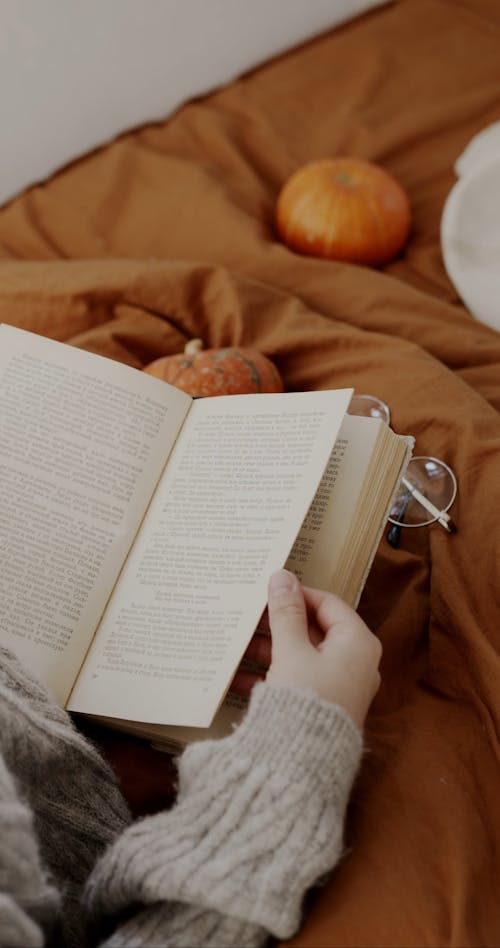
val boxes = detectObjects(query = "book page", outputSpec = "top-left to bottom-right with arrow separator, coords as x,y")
68,389 -> 352,727
285,414 -> 382,599
0,326 -> 191,704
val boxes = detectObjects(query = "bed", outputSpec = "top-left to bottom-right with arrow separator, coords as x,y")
1,1 -> 500,945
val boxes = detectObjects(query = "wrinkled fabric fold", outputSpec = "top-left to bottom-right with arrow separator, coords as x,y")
0,1 -> 499,944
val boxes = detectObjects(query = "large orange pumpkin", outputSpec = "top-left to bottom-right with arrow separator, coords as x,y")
143,339 -> 284,397
275,157 -> 411,266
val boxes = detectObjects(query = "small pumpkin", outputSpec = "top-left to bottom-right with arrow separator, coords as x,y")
143,339 -> 284,397
275,157 -> 411,266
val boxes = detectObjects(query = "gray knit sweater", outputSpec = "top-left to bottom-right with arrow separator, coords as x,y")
0,646 -> 363,947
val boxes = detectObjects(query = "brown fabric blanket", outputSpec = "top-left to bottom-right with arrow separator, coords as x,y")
1,1 -> 500,944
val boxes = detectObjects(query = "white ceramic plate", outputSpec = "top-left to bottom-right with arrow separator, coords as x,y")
441,153 -> 500,332
454,121 -> 500,178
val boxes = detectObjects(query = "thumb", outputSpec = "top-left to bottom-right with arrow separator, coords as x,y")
267,570 -> 308,649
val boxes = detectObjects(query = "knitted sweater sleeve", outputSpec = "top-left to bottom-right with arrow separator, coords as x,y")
85,682 -> 363,947
0,753 -> 59,948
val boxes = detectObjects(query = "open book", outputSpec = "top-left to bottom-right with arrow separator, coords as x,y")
0,325 -> 410,747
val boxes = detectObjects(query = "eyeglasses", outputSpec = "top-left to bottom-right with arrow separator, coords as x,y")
348,394 -> 391,426
347,393 -> 458,547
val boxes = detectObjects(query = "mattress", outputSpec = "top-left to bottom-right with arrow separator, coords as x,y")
1,1 -> 500,945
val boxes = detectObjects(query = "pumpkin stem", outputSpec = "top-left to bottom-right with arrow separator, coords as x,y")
184,338 -> 204,355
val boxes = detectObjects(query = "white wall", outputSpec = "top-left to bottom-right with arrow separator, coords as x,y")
0,0 -> 386,205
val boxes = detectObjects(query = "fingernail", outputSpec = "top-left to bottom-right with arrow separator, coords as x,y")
269,569 -> 295,594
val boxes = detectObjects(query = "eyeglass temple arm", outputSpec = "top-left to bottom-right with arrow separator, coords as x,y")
401,477 -> 457,534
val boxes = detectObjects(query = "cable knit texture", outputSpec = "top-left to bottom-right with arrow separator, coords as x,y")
0,647 -> 130,947
0,647 -> 363,947
87,683 -> 363,943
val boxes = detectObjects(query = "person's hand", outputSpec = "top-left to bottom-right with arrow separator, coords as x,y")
230,628 -> 271,698
265,569 -> 382,729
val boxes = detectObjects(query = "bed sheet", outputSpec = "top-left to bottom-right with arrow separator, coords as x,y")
1,1 -> 500,945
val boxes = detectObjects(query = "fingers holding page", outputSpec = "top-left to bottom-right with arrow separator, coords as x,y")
266,570 -> 382,728
267,569 -> 309,648
242,630 -> 272,668
230,629 -> 271,698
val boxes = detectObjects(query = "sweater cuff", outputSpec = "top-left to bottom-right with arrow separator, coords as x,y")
210,681 -> 363,795
86,683 -> 363,941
